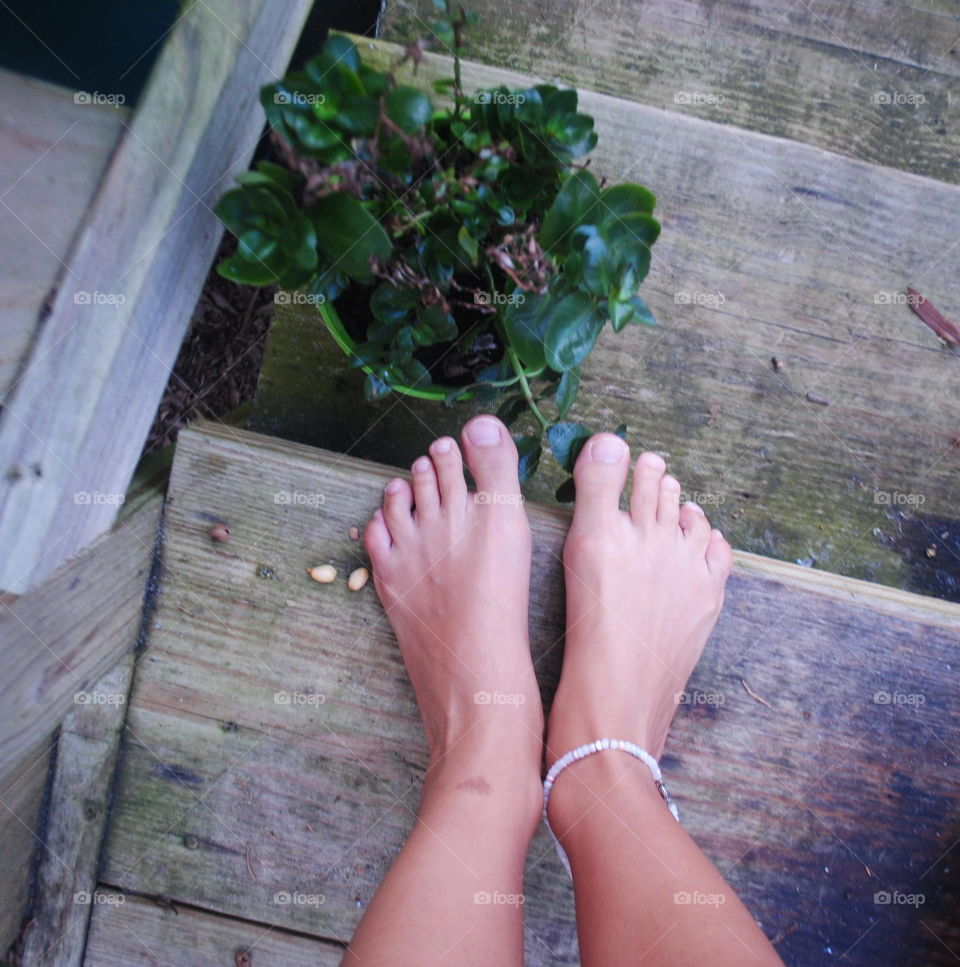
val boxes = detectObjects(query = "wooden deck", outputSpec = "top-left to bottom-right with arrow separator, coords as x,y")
81,421 -> 960,966
252,34 -> 960,601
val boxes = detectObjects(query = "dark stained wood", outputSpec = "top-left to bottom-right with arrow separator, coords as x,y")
100,422 -> 960,965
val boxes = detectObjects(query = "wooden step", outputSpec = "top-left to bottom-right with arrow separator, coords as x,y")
252,35 -> 960,600
97,421 -> 960,965
381,0 -> 960,185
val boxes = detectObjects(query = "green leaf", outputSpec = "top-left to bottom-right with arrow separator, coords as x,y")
627,295 -> 656,326
457,225 -> 479,263
547,421 -> 591,473
364,371 -> 392,401
614,423 -> 628,440
322,33 -> 361,71
555,476 -> 576,503
555,366 -> 580,419
539,170 -> 600,254
387,86 -> 432,133
597,183 -> 656,221
496,395 -> 528,428
543,292 -> 606,371
608,295 -> 634,332
514,435 -> 542,483
311,193 -> 391,282
370,284 -> 418,324
503,290 -> 550,369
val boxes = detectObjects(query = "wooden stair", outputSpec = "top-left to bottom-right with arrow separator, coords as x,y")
83,421 -> 960,966
252,33 -> 960,600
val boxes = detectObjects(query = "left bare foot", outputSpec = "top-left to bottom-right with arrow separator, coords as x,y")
364,415 -> 543,824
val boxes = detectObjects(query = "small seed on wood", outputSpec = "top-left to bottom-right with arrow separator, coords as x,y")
348,567 -> 370,591
771,356 -> 784,371
208,524 -> 230,542
348,525 -> 360,540
805,391 -> 829,406
926,545 -> 937,558
308,564 -> 337,584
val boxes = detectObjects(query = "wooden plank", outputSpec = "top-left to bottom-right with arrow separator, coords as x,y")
0,0 -> 314,595
0,69 -> 127,402
252,36 -> 960,597
0,734 -> 53,957
381,0 -> 960,184
101,422 -> 960,966
84,892 -> 344,966
0,485 -> 161,794
16,657 -> 134,967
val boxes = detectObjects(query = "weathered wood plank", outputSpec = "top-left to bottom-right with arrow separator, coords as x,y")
0,0 -> 314,594
84,892 -> 344,966
252,36 -> 960,598
0,487 -> 161,794
0,69 -> 127,402
102,422 -> 960,965
0,734 -> 53,957
381,0 -> 960,184
16,657 -> 134,967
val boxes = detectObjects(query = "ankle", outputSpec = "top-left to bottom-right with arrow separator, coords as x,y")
544,747 -> 667,841
421,729 -> 544,831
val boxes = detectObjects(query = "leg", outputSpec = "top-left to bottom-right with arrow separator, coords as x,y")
545,435 -> 784,966
343,416 -> 543,967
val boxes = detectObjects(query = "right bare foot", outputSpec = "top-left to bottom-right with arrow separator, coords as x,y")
545,434 -> 733,817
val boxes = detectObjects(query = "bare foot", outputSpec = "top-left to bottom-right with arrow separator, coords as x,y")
364,415 -> 543,824
546,434 -> 733,784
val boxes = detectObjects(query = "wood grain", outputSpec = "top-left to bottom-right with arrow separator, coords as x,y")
84,893 -> 344,967
0,69 -> 127,402
0,0 -> 313,594
0,734 -> 53,956
381,0 -> 960,184
18,657 -> 134,967
0,488 -> 160,791
101,422 -> 960,965
253,35 -> 960,598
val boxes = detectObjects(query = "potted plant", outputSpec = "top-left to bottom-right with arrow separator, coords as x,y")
214,4 -> 660,496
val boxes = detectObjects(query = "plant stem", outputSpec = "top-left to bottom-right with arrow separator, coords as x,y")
507,345 -> 550,432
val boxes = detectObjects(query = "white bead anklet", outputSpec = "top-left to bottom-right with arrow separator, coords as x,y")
542,739 -> 680,877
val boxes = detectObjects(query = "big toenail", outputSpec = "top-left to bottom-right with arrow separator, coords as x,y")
412,457 -> 431,473
590,436 -> 626,463
385,479 -> 404,494
432,437 -> 452,454
466,417 -> 501,446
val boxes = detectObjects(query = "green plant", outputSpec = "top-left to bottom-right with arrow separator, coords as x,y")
214,4 -> 660,496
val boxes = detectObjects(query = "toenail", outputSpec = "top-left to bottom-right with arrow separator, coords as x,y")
590,435 -> 627,463
686,501 -> 705,514
639,451 -> 666,470
466,417 -> 501,446
662,475 -> 681,490
432,437 -> 452,454
412,456 -> 432,473
385,478 -> 404,494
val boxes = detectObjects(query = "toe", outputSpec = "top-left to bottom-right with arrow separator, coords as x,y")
679,501 -> 711,547
429,436 -> 467,513
657,474 -> 682,529
411,455 -> 440,517
629,452 -> 666,527
382,477 -> 415,539
706,528 -> 734,577
460,415 -> 520,502
570,433 -> 630,526
364,508 -> 392,563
